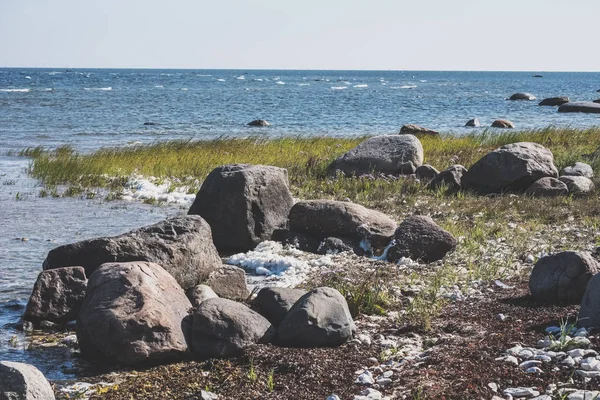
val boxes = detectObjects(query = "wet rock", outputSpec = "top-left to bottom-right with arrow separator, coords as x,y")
399,124 -> 439,136
288,200 -> 396,249
247,119 -> 270,127
525,177 -> 568,197
594,99 -> 600,104
43,216 -> 221,290
23,266 -> 87,325
539,97 -> 570,106
0,361 -> 55,400
190,298 -> 275,358
270,229 -> 320,253
530,251 -> 599,305
558,102 -> 600,114
491,119 -> 515,128
465,118 -> 480,127
427,165 -> 467,192
509,92 -> 536,100
415,164 -> 439,182
317,237 -> 355,255
561,162 -> 594,179
188,164 -> 294,253
77,261 -> 192,365
203,265 -> 249,301
388,215 -> 457,263
278,287 -> 356,347
187,284 -> 218,308
462,142 -> 558,194
559,176 -> 595,195
327,135 -> 424,176
253,287 -> 306,327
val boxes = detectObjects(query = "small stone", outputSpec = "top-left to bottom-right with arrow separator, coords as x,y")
576,370 -> 600,378
568,349 -> 586,358
525,254 -> 535,264
575,328 -> 589,338
62,335 -> 78,347
358,334 -> 372,346
355,370 -> 374,385
533,354 -> 552,363
498,313 -> 508,322
367,357 -> 379,366
525,366 -> 543,374
354,388 -> 383,400
503,387 -> 540,397
518,349 -> 535,359
382,370 -> 393,378
200,390 -> 220,400
562,356 -> 576,367
506,345 -> 523,356
488,382 -> 499,392
376,376 -> 392,386
500,355 -> 519,365
21,321 -> 33,332
327,396 -> 341,400
545,326 -> 561,334
39,320 -> 56,329
520,360 -> 542,369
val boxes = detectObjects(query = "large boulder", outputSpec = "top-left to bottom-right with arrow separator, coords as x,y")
509,92 -> 536,100
203,265 -> 249,301
525,177 -> 568,197
277,287 -> 356,347
579,274 -> 600,328
558,102 -> 600,114
399,124 -> 439,136
76,261 -> 192,366
0,361 -> 55,400
288,200 -> 397,249
189,298 -> 275,358
530,251 -> 599,305
465,118 -> 481,127
427,165 -> 467,191
491,119 -> 515,128
253,287 -> 306,327
43,216 -> 221,290
23,266 -> 87,325
462,142 -> 558,194
327,135 -> 424,176
561,162 -> 594,179
188,164 -> 294,253
559,176 -> 595,195
388,215 -> 457,263
538,97 -> 570,106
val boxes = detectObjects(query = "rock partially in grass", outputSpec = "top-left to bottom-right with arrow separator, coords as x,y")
247,119 -> 270,127
187,284 -> 218,308
525,177 -> 568,197
530,251 -> 599,305
428,165 -> 467,192
559,176 -> 595,195
491,119 -> 515,128
561,162 -> 594,179
203,265 -> 249,301
253,287 -> 306,327
77,261 -> 192,366
538,97 -> 570,106
399,124 -> 439,136
190,298 -> 275,358
188,164 -> 294,253
462,142 -> 558,194
288,200 -> 397,249
558,102 -> 600,114
579,272 -> 600,328
465,118 -> 480,127
23,266 -> 87,325
327,135 -> 424,176
0,361 -> 55,400
388,215 -> 456,263
43,215 -> 221,290
277,287 -> 356,347
509,92 -> 536,100
415,164 -> 439,182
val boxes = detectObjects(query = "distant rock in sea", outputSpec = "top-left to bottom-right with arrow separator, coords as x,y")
539,97 -> 570,106
399,124 -> 439,136
558,102 -> 600,114
465,118 -> 480,127
491,119 -> 515,128
247,119 -> 270,127
509,92 -> 536,101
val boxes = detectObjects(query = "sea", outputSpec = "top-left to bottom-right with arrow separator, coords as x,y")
0,68 -> 599,380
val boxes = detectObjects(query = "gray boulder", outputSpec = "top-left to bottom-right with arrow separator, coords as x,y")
525,177 -> 568,197
538,97 -> 570,106
190,298 -> 275,358
388,215 -> 457,263
579,273 -> 600,328
0,361 -> 55,400
253,287 -> 306,327
277,287 -> 355,347
43,216 -> 221,290
530,251 -> 599,305
77,261 -> 192,365
509,92 -> 536,100
187,284 -> 218,308
247,119 -> 270,127
559,176 -> 595,195
462,142 -> 558,194
465,118 -> 481,127
428,165 -> 467,191
399,124 -> 439,136
491,119 -> 515,128
561,162 -> 594,179
24,266 -> 87,325
415,164 -> 439,182
204,265 -> 249,301
188,164 -> 294,253
288,200 -> 396,249
327,135 -> 424,176
558,102 -> 600,114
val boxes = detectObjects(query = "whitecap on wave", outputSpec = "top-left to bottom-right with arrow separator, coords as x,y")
396,85 -> 417,89
331,86 -> 348,90
420,80 -> 427,83
155,85 -> 164,88
216,78 -> 226,82
181,88 -> 188,91
276,81 -> 285,85
0,88 -> 30,93
84,87 -> 112,91
353,84 -> 368,88
24,76 -> 31,80
236,76 -> 246,80
297,83 -> 310,86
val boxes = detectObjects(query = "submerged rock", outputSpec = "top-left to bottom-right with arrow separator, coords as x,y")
0,361 -> 55,400
538,97 -> 570,106
247,119 -> 270,126
399,124 -> 439,136
558,102 -> 600,114
491,119 -> 515,128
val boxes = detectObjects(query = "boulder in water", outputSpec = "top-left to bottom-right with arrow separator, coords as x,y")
491,119 -> 515,128
465,118 -> 480,127
247,119 -> 270,127
509,92 -> 536,100
538,97 -> 570,106
558,102 -> 600,114
399,124 -> 439,136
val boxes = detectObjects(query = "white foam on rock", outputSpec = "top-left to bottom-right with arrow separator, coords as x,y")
121,176 -> 196,205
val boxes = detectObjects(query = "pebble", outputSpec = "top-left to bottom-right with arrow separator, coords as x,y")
200,391 -> 219,400
518,349 -> 535,359
565,390 -> 600,400
503,387 -> 540,397
488,382 -> 498,392
568,349 -> 586,358
327,396 -> 341,400
561,356 -> 576,367
576,370 -> 600,378
506,345 -> 523,356
354,388 -> 384,400
519,360 -> 542,369
530,396 -> 552,400
62,334 -> 78,347
533,355 -> 552,363
355,371 -> 374,385
366,357 -> 379,366
525,254 -> 535,264
382,370 -> 393,378
358,334 -> 372,346
40,320 -> 56,329
525,367 -> 543,374
575,328 -> 589,338
497,313 -> 508,322
580,358 -> 600,371
545,326 -> 561,334
375,376 -> 392,386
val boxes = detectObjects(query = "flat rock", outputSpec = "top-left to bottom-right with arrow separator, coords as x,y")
525,177 -> 568,197
399,124 -> 439,136
530,251 -> 599,305
253,287 -> 306,327
77,261 -> 192,365
327,135 -> 424,176
491,119 -> 515,128
0,361 -> 55,400
388,215 -> 457,263
186,284 -> 218,308
561,162 -> 594,179
559,176 -> 595,195
509,92 -> 536,100
203,265 -> 249,301
43,215 -> 221,290
188,164 -> 294,253
558,102 -> 600,114
539,97 -> 570,106
24,266 -> 87,324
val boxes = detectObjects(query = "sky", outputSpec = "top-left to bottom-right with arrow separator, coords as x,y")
1,0 -> 598,71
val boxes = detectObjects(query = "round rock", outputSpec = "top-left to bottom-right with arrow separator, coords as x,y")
559,176 -> 595,195
561,162 -> 594,179
415,164 -> 439,182
399,124 -> 439,136
525,177 -> 568,197
509,92 -> 536,100
538,97 -> 570,106
247,119 -> 270,127
253,287 -> 306,327
558,102 -> 600,114
388,215 -> 457,263
491,119 -> 515,128
0,361 -> 55,400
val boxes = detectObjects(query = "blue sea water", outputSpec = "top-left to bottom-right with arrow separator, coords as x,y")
0,68 -> 599,380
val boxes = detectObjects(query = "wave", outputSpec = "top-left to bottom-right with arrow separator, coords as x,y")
48,72 -> 62,75
397,85 -> 417,89
276,81 -> 285,85
155,85 -> 164,88
236,76 -> 246,80
24,76 -> 31,80
353,84 -> 368,88
331,86 -> 348,90
84,87 -> 112,91
40,88 -> 54,92
181,88 -> 188,91
216,79 -> 226,82
0,88 -> 30,93
254,78 -> 263,82
196,74 -> 212,77
297,83 -> 310,86
420,80 -> 427,83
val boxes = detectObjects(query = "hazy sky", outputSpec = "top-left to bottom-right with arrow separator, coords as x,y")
1,0 -> 598,71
